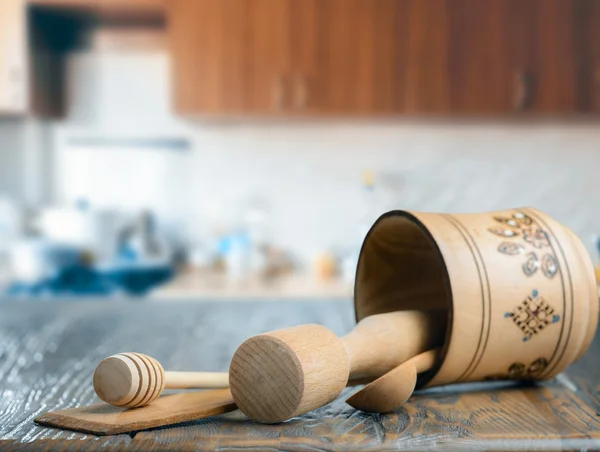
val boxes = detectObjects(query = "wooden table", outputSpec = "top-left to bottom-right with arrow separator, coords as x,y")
1,299 -> 600,451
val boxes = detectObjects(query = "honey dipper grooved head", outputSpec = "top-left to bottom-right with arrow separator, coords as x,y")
93,353 -> 165,408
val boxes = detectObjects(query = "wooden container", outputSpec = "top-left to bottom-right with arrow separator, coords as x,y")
354,208 -> 598,387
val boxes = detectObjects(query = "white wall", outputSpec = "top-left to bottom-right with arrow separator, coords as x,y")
186,123 -> 600,261
0,119 -> 24,200
49,48 -> 600,264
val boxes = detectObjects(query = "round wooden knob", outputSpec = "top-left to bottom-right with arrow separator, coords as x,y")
93,353 -> 166,408
229,324 -> 349,423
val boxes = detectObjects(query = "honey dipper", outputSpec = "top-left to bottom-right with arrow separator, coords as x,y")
229,310 -> 443,423
93,353 -> 229,408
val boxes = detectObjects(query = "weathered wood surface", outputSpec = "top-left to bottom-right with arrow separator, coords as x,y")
1,299 -> 599,451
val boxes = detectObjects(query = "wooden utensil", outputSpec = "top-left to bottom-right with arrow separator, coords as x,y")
229,310 -> 443,423
346,348 -> 438,413
93,352 -> 229,408
35,389 -> 236,436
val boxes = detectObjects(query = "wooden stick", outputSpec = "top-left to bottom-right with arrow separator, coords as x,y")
165,371 -> 229,389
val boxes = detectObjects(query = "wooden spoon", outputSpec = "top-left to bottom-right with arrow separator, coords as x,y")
346,348 -> 438,413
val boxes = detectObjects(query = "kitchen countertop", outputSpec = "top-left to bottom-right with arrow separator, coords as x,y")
1,299 -> 600,451
150,270 -> 353,300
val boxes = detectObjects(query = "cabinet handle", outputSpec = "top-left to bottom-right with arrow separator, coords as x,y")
272,75 -> 286,111
513,70 -> 533,111
295,74 -> 309,110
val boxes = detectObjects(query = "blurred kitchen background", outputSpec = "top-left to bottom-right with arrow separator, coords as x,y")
1,0 -> 600,299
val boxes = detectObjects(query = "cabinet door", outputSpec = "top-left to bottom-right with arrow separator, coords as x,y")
447,0 -> 507,114
169,0 -> 287,115
532,0 -> 579,113
403,0 -> 450,114
248,0 -> 289,113
319,0 -> 397,114
0,0 -> 28,115
288,0 -> 323,113
504,0 -> 537,112
169,0 -> 220,114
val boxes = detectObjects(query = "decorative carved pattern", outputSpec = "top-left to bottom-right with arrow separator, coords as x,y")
498,242 -> 525,255
522,252 -> 539,277
523,228 -> 551,249
486,357 -> 549,381
489,226 -> 519,238
504,289 -> 560,342
489,212 -> 559,279
541,254 -> 558,279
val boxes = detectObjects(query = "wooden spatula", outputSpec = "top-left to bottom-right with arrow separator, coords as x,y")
34,389 -> 237,436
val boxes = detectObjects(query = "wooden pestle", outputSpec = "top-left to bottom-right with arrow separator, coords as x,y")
93,353 -> 229,408
229,310 -> 442,423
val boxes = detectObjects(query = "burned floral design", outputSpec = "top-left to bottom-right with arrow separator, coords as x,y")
485,357 -> 549,381
498,242 -> 525,256
489,211 -> 558,279
522,252 -> 539,277
541,254 -> 558,279
523,228 -> 550,249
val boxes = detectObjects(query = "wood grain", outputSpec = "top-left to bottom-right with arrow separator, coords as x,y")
289,0 -> 321,112
1,300 -> 599,451
532,0 -> 579,114
132,380 -> 600,451
447,0 -> 508,114
404,0 -> 450,114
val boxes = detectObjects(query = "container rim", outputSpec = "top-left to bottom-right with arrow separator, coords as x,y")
352,209 -> 453,388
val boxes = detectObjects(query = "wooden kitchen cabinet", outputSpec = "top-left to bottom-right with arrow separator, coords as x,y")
168,0 -> 594,118
0,0 -> 29,115
168,0 -> 398,116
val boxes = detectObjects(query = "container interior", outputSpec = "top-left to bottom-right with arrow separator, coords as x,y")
353,211 -> 451,385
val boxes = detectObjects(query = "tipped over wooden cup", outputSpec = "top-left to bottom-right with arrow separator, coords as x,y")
355,207 -> 598,387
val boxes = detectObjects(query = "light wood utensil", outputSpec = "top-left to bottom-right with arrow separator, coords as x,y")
229,310 -> 444,423
346,348 -> 438,413
35,389 -> 236,436
93,352 -> 229,408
